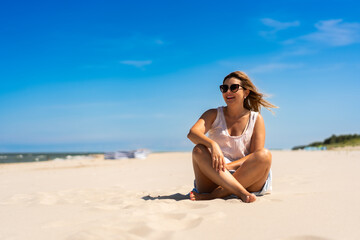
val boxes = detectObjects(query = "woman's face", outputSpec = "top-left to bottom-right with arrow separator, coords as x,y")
222,77 -> 249,105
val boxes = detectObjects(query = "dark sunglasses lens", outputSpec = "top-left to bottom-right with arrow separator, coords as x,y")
230,84 -> 240,92
220,85 -> 228,93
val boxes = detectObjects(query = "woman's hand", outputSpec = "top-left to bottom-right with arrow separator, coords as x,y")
210,142 -> 225,172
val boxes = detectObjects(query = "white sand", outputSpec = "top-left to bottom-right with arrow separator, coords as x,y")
1,150 -> 360,240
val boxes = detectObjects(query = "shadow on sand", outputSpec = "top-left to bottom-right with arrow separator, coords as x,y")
142,193 -> 190,201
142,193 -> 239,201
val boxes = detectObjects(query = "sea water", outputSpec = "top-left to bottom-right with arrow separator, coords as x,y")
0,152 -> 103,164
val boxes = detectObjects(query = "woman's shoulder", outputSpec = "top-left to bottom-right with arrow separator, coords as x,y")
205,107 -> 220,114
201,108 -> 218,118
200,108 -> 221,124
250,110 -> 260,118
252,111 -> 264,128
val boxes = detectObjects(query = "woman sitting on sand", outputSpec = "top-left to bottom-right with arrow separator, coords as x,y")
187,71 -> 277,203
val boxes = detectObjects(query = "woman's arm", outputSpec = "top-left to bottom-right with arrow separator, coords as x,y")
187,109 -> 225,172
187,109 -> 217,147
249,113 -> 266,153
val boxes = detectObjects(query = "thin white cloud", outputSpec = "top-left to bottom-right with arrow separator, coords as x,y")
247,63 -> 303,74
301,19 -> 360,46
260,18 -> 300,38
120,60 -> 152,68
273,48 -> 318,60
261,18 -> 300,30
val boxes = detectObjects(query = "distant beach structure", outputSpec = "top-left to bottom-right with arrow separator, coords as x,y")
303,146 -> 327,151
105,149 -> 151,160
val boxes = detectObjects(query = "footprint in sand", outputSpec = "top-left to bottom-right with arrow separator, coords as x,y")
66,192 -> 223,239
36,192 -> 59,205
68,222 -> 173,240
1,194 -> 30,204
146,212 -> 203,231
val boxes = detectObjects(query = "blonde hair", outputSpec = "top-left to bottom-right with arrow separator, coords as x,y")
223,71 -> 278,112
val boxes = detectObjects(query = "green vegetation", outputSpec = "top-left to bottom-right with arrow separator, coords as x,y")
292,134 -> 360,150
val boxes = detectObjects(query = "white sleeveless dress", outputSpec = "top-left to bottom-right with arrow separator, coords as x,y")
207,106 -> 272,196
208,106 -> 258,162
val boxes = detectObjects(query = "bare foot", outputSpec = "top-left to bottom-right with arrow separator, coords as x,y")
190,191 -> 256,203
189,191 -> 213,201
243,193 -> 257,203
190,191 -> 196,201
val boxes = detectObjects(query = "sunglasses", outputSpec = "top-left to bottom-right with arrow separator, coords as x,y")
219,84 -> 245,93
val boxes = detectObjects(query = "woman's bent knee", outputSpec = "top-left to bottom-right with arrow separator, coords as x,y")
192,144 -> 211,165
255,148 -> 272,166
192,144 -> 208,156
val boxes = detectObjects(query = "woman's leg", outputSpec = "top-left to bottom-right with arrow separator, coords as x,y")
191,144 -> 256,203
193,148 -> 272,200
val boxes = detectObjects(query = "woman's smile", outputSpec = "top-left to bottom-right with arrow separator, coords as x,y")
226,95 -> 236,101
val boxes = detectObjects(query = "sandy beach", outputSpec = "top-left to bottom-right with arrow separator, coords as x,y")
1,150 -> 360,240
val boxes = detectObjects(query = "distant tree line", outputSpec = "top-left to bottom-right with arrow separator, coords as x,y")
292,134 -> 360,150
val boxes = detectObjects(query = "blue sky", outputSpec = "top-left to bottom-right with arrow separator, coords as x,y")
0,0 -> 359,152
